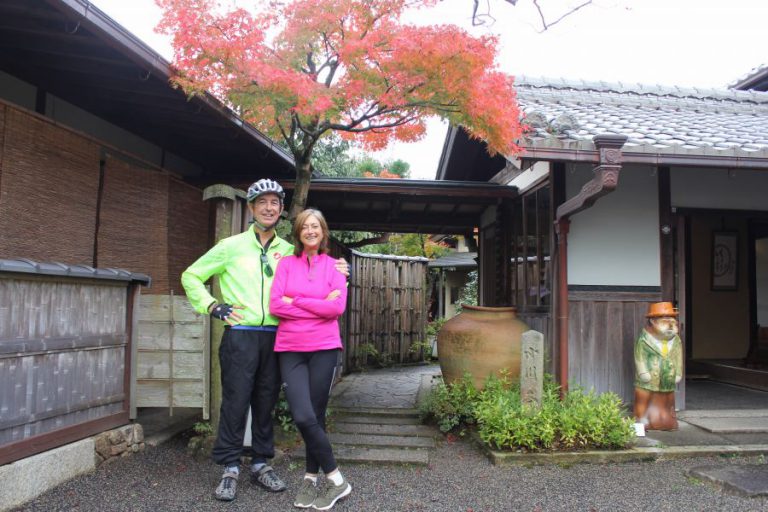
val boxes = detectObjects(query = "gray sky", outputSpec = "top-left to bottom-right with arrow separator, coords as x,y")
91,0 -> 767,179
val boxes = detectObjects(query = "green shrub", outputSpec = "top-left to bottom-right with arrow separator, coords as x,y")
273,388 -> 335,434
357,342 -> 393,368
273,389 -> 296,433
419,373 -> 478,432
426,318 -> 446,338
192,421 -> 214,436
408,340 -> 433,360
421,372 -> 635,452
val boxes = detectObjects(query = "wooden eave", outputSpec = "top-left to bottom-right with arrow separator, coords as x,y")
275,178 -> 519,234
0,0 -> 294,180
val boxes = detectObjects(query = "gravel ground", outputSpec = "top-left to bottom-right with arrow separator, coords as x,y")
14,432 -> 768,512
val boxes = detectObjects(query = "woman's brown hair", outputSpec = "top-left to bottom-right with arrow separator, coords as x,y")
292,208 -> 330,256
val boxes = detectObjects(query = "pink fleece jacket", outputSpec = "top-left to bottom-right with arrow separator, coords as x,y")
269,252 -> 347,352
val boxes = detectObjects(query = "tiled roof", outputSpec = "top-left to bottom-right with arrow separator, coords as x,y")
730,63 -> 768,90
514,76 -> 768,160
428,251 -> 477,269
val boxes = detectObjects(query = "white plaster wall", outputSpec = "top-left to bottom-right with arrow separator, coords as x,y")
509,161 -> 549,193
0,71 -> 36,111
671,167 -> 768,211
444,270 -> 471,319
567,163 -> 660,286
757,238 -> 768,327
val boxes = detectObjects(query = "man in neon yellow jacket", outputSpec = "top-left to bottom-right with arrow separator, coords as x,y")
182,179 -> 346,502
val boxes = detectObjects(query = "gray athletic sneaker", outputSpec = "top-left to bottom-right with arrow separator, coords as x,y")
293,478 -> 317,508
312,477 -> 351,510
251,464 -> 287,492
214,470 -> 238,501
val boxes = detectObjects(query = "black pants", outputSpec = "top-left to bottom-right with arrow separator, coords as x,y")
212,329 -> 281,466
278,349 -> 339,474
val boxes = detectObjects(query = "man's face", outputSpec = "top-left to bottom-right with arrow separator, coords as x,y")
649,316 -> 679,341
249,193 -> 283,229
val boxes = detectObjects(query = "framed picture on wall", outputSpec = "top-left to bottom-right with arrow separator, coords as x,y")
711,231 -> 738,291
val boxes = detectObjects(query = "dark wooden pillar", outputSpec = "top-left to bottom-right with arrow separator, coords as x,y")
658,166 -> 674,302
202,184 -> 245,429
550,163 -> 566,379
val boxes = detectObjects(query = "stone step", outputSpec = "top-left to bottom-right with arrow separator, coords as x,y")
331,406 -> 420,418
332,422 -> 437,438
292,445 -> 430,466
328,432 -> 435,449
332,414 -> 422,425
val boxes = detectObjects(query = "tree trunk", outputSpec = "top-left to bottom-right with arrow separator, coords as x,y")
289,156 -> 312,220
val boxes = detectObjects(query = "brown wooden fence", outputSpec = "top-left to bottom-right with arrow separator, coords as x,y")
568,289 -> 661,404
343,252 -> 429,372
0,259 -> 148,465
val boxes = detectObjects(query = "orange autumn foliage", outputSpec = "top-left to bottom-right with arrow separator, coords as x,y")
156,0 -> 524,215
363,169 -> 402,179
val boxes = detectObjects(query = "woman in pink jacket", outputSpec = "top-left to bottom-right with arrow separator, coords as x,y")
269,208 -> 351,510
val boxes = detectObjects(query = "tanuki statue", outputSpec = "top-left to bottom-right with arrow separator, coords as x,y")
634,302 -> 683,431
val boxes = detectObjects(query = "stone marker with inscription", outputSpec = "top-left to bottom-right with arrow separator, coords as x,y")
520,330 -> 544,408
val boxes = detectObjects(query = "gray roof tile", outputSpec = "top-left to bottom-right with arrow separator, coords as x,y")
515,76 -> 768,159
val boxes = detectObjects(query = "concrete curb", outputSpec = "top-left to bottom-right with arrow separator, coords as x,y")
481,441 -> 768,466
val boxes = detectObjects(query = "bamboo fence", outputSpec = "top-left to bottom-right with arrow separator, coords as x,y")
343,251 -> 429,372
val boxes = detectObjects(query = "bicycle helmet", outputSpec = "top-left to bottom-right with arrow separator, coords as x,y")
246,179 -> 285,203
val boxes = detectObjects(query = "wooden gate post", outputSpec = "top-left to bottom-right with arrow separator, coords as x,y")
202,185 -> 246,429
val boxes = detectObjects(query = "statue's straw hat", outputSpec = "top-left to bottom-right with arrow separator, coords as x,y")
646,302 -> 678,318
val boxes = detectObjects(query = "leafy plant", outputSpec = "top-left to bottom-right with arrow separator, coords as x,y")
273,389 -> 297,433
408,340 -> 433,360
420,372 -> 635,452
357,342 -> 393,368
419,374 -> 479,433
192,421 -> 214,437
457,271 -> 478,309
426,318 -> 446,338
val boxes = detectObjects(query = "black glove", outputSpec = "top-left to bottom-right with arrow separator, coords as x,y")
210,303 -> 234,321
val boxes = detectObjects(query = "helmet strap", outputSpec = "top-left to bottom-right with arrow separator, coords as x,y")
252,218 -> 279,233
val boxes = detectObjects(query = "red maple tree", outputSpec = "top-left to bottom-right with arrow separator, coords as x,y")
157,0 -> 524,217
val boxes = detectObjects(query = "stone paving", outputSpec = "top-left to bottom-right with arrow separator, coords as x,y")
331,364 -> 441,409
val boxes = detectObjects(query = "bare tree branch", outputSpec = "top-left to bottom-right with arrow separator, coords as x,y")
531,0 -> 593,32
469,0 -> 593,31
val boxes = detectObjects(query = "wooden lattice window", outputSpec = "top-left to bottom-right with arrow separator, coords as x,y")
511,184 -> 552,310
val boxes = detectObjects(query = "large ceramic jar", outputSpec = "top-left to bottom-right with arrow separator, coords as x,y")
437,305 -> 529,389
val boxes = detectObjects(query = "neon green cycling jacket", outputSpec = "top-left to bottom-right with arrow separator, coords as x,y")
181,227 -> 294,327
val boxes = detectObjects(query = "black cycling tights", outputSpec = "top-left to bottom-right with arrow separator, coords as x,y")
278,349 -> 339,474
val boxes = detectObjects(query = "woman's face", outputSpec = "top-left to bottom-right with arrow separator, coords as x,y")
300,214 -> 323,251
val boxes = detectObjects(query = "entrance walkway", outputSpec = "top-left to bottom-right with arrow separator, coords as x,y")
330,364 -> 441,409
314,364 -> 442,466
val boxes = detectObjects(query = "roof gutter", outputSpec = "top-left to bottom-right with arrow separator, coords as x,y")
554,134 -> 628,395
523,146 -> 768,170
